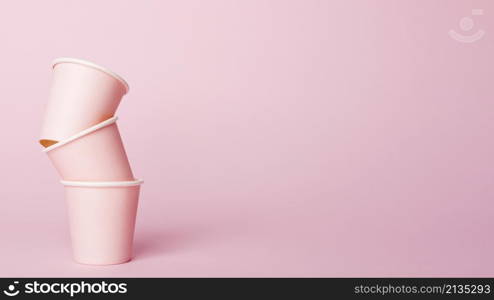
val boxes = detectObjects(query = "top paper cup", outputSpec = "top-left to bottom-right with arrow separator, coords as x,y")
40,58 -> 129,148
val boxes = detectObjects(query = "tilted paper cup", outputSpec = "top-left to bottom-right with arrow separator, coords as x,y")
62,179 -> 143,265
44,116 -> 134,181
40,57 -> 129,147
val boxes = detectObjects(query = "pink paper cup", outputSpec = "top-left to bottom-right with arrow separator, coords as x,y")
43,116 -> 134,181
61,179 -> 143,265
40,57 -> 129,147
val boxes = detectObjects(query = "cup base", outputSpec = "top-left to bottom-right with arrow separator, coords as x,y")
73,256 -> 132,266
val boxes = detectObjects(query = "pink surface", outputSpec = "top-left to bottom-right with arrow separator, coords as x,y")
0,0 -> 493,277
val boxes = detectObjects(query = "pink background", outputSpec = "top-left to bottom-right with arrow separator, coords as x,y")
0,0 -> 493,277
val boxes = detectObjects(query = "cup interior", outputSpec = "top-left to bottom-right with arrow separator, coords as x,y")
40,116 -> 118,151
40,139 -> 58,147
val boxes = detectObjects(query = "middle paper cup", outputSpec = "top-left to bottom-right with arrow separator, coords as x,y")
43,116 -> 134,181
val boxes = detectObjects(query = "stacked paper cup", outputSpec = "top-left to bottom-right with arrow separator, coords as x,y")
40,58 -> 143,265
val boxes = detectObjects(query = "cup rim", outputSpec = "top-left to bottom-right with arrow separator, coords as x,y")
43,116 -> 118,153
52,57 -> 130,93
60,179 -> 144,187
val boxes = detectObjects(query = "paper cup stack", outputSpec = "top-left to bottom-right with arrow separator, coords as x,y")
40,58 -> 143,265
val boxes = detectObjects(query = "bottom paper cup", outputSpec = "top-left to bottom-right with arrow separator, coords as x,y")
61,179 -> 143,265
